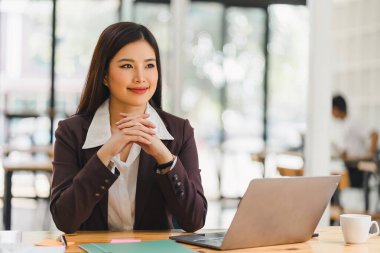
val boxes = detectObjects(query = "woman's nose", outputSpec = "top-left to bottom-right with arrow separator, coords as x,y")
133,69 -> 146,83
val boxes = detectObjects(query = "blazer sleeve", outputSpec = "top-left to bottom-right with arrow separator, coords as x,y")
155,119 -> 207,232
50,120 -> 118,233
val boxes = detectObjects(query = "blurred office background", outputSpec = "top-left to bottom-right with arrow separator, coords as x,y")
0,0 -> 379,230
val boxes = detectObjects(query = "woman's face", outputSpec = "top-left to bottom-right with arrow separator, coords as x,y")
106,39 -> 158,109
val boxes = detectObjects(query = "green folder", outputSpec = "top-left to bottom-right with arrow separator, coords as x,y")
79,240 -> 196,253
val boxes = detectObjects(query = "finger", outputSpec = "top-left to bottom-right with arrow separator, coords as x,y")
122,128 -> 155,141
115,116 -> 147,126
133,138 -> 152,146
125,134 -> 152,145
116,120 -> 143,129
127,124 -> 156,135
119,113 -> 149,118
138,119 -> 156,128
116,114 -> 149,125
117,119 -> 156,130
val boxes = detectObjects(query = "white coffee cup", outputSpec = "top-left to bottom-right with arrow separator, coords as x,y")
340,214 -> 380,244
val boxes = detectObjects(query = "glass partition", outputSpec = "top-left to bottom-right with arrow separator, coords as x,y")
183,2 -> 224,198
56,0 -> 119,117
221,7 -> 266,197
267,4 -> 309,151
0,0 -> 52,148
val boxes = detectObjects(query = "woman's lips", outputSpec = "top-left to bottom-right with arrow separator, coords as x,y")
128,87 -> 148,94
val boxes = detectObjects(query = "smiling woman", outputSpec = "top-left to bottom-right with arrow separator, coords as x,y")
49,22 -> 207,234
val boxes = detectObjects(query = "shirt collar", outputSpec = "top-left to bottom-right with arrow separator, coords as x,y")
82,99 -> 173,149
146,103 -> 174,140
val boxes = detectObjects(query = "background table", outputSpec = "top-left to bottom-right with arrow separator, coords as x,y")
2,159 -> 52,230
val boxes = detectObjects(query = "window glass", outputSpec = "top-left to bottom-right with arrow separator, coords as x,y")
224,7 -> 266,156
56,0 -> 119,116
0,0 -> 51,113
267,5 -> 309,151
182,2 -> 225,198
221,7 -> 266,197
0,0 -> 52,147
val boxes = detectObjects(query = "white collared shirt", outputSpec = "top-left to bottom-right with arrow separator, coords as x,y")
331,116 -> 376,158
82,99 -> 174,231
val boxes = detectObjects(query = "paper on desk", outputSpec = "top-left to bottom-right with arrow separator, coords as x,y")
35,239 -> 75,246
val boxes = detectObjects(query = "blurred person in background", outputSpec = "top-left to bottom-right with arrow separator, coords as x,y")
50,22 -> 207,233
331,94 -> 378,187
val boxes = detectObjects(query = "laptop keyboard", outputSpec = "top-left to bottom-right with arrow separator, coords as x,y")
195,232 -> 226,238
193,232 -> 226,247
202,238 -> 223,247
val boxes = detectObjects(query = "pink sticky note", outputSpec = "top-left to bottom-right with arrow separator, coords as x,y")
110,239 -> 142,243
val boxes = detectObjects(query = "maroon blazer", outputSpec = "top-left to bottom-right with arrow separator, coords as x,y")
50,108 -> 207,233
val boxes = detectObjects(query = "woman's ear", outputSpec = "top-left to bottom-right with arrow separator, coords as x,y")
103,75 -> 109,87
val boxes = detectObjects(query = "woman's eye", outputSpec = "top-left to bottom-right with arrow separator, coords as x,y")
121,64 -> 133,69
147,63 -> 155,68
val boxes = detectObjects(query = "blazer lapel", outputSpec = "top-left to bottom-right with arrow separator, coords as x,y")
134,150 -> 156,227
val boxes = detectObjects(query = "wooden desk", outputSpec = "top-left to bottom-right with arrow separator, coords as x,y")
2,160 -> 52,230
20,226 -> 380,252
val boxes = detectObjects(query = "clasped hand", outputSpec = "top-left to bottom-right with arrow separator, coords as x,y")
97,113 -> 173,167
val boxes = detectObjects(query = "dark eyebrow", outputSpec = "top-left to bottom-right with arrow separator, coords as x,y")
117,58 -> 156,63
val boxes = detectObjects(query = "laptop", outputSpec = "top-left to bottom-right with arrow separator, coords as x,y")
170,175 -> 340,250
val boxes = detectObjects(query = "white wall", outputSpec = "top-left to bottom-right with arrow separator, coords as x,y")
332,0 -> 380,131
